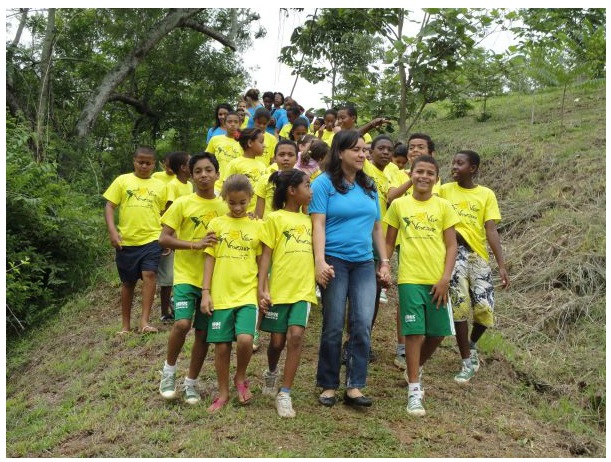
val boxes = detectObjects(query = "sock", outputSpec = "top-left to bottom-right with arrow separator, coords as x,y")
396,343 -> 406,355
463,358 -> 473,369
164,361 -> 177,374
280,387 -> 291,394
184,377 -> 197,387
408,382 -> 421,395
469,341 -> 477,350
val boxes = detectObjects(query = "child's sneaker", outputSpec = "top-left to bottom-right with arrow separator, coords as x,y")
159,370 -> 177,400
262,369 -> 278,396
252,330 -> 260,352
394,353 -> 407,370
407,392 -> 425,416
470,349 -> 480,372
379,288 -> 388,304
275,391 -> 296,418
454,363 -> 475,383
182,381 -> 201,405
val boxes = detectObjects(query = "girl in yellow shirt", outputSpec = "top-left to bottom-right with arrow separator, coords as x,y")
257,169 -> 315,418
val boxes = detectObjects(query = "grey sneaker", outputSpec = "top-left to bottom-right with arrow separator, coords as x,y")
182,381 -> 201,405
394,353 -> 407,370
159,370 -> 177,400
470,349 -> 480,372
275,391 -> 296,418
407,392 -> 425,416
454,364 -> 475,383
262,369 -> 278,396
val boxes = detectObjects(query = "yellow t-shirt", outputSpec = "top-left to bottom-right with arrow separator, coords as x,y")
363,160 -> 390,229
152,171 -> 175,184
165,177 -> 193,204
240,115 -> 249,129
310,168 -> 323,182
221,157 -> 268,212
204,215 -> 262,310
279,123 -> 292,139
103,173 -> 167,246
260,210 -> 317,304
254,172 -> 276,217
362,132 -> 372,144
261,132 -> 278,167
384,195 -> 459,284
161,194 -> 228,287
320,129 -> 335,146
205,135 -> 243,184
439,182 -> 501,262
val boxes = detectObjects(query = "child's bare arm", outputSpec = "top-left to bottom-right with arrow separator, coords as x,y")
485,220 -> 509,288
255,196 -> 265,220
431,226 -> 458,308
200,254 -> 215,315
257,246 -> 272,313
387,173 -> 413,204
159,225 -> 217,251
385,225 -> 398,261
104,201 -> 122,249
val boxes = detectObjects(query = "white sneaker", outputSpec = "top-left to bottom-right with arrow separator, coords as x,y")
407,392 -> 425,416
159,370 -> 177,400
275,391 -> 296,418
315,285 -> 321,299
379,288 -> 388,304
182,381 -> 201,405
470,349 -> 480,372
404,369 -> 425,399
262,369 -> 278,396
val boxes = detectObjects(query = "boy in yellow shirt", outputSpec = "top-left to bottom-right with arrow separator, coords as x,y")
103,146 -> 167,334
158,152 -> 228,404
252,108 -> 278,166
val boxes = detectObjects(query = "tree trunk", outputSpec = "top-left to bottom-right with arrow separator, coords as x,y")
397,10 -> 407,137
10,8 -> 29,48
36,8 -> 55,161
75,8 -> 204,139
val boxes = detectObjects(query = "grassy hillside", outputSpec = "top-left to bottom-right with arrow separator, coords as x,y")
6,85 -> 605,457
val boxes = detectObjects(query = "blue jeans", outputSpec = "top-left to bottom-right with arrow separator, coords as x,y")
316,255 -> 376,390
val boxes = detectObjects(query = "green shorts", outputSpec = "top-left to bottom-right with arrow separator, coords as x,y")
398,284 -> 455,337
207,305 -> 257,343
172,284 -> 209,331
260,301 -> 311,333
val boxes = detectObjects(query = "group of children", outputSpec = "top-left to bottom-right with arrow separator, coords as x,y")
103,96 -> 508,418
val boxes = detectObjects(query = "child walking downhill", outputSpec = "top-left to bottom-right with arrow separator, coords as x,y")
103,146 -> 167,334
257,169 -> 316,418
439,150 -> 509,383
384,155 -> 459,416
201,174 -> 262,413
158,153 -> 228,404
205,111 -> 243,192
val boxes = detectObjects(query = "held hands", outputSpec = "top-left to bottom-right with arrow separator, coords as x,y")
258,289 -> 271,314
377,264 -> 391,288
200,291 -> 214,316
315,261 -> 335,289
430,277 -> 450,308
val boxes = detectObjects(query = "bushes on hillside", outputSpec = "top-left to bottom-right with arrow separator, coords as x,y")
6,116 -> 107,335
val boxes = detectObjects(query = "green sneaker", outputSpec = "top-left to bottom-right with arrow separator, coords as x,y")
454,364 -> 475,383
470,349 -> 480,372
407,392 -> 425,416
182,381 -> 201,405
393,354 -> 407,370
262,369 -> 278,396
159,370 -> 177,400
252,330 -> 260,352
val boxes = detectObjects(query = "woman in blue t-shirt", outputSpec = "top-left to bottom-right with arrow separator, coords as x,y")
309,129 -> 391,408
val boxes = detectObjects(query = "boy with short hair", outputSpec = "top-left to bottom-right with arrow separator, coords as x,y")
103,146 -> 167,334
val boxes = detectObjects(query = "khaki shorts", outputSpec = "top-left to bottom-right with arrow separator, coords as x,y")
156,250 -> 174,286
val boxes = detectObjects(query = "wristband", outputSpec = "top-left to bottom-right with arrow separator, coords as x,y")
202,288 -> 210,291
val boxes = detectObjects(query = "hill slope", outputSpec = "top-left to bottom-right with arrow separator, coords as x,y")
6,85 -> 605,457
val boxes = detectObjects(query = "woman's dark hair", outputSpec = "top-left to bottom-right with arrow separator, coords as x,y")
393,142 -> 408,158
168,151 -> 189,175
410,155 -> 440,175
457,149 -> 480,170
408,132 -> 435,153
273,139 -> 298,157
270,168 -> 307,210
289,119 -> 309,141
189,152 -> 219,174
238,128 -> 263,150
213,103 -> 233,128
326,129 -> 376,197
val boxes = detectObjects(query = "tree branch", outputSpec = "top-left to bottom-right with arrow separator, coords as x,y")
108,93 -> 160,118
180,19 -> 237,51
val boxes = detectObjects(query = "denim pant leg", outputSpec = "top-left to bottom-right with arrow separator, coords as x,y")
345,259 -> 376,389
316,256 -> 350,390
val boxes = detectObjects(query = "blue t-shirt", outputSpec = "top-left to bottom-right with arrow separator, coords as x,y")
271,107 -> 287,132
309,172 -> 380,262
246,104 -> 264,128
206,126 -> 226,144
